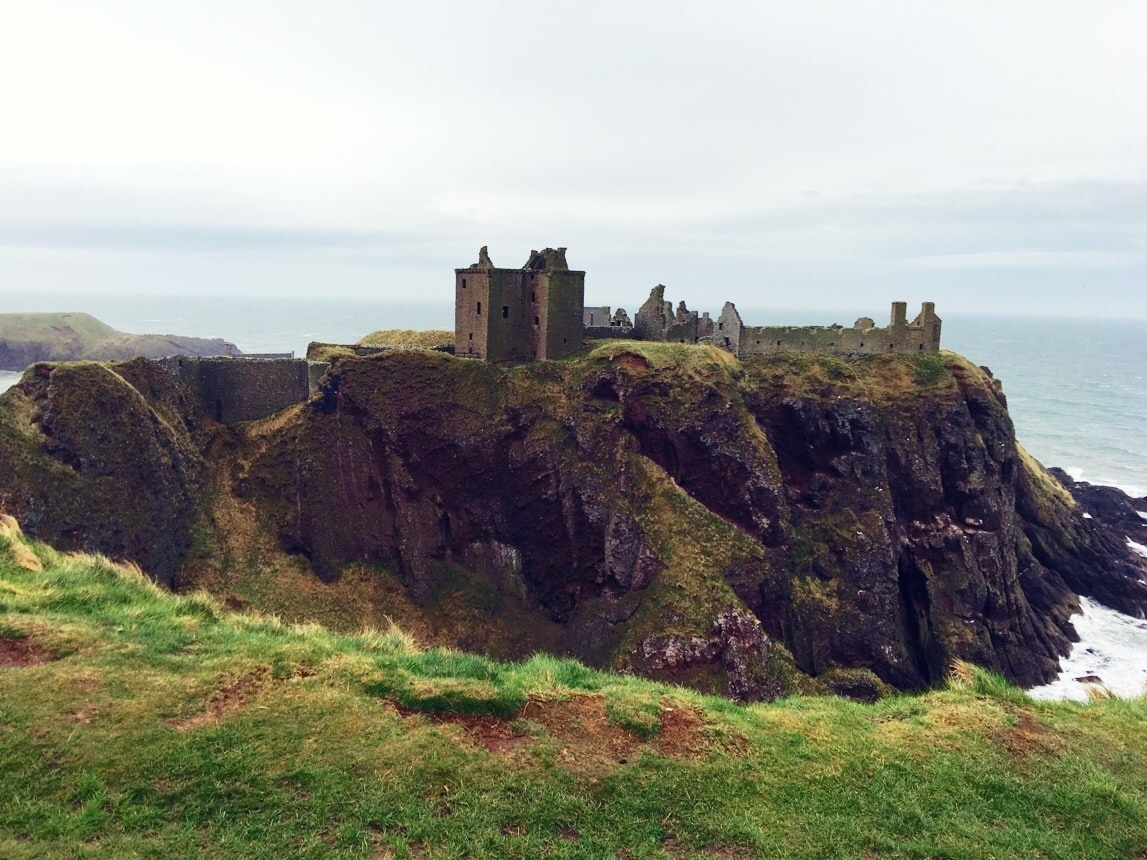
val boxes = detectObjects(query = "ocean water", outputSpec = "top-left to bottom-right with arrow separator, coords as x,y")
2,296 -> 1145,697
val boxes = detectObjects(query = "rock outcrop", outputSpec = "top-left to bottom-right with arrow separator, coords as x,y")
1,343 -> 1144,701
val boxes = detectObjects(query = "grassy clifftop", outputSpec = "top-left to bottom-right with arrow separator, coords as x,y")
3,516 -> 1146,858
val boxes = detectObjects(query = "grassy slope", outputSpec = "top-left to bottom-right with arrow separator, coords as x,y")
0,313 -> 120,353
358,330 -> 454,349
2,518 -> 1146,859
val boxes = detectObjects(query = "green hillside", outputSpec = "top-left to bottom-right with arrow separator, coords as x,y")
1,516 -> 1145,858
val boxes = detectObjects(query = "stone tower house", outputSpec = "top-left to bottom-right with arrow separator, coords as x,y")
455,247 -> 585,361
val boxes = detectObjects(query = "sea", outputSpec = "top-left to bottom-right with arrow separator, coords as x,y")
2,294 -> 1146,698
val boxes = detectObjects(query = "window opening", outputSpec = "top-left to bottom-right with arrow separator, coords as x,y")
502,306 -> 509,319
476,301 -> 482,315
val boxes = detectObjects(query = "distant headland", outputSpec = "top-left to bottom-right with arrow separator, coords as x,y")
0,312 -> 238,372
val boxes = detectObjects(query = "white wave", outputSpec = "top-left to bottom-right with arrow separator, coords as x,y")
1028,597 -> 1147,702
1129,539 -> 1147,559
0,371 -> 22,395
1056,465 -> 1146,500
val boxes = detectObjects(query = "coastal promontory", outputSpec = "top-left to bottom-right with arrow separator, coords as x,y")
1,341 -> 1144,702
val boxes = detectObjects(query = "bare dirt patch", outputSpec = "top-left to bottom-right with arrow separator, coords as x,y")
608,352 -> 651,372
166,667 -> 270,731
412,694 -> 713,773
0,636 -> 55,668
1002,712 -> 1062,758
68,704 -> 101,725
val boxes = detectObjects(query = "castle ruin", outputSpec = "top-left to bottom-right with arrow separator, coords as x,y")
455,247 -> 942,361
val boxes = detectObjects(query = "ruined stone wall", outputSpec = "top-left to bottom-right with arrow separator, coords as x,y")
718,301 -> 942,358
634,286 -> 672,341
632,287 -> 710,344
584,326 -> 635,340
159,357 -> 312,423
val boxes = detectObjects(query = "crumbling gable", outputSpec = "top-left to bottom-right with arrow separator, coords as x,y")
633,286 -> 714,344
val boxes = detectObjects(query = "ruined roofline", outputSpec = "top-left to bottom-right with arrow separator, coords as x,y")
456,245 -> 584,275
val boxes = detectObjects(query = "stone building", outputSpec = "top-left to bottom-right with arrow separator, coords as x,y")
454,246 -> 585,361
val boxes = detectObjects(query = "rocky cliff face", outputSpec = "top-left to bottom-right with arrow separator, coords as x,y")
1,344 -> 1144,701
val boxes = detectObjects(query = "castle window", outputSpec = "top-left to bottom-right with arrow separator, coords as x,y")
468,332 -> 473,341
476,302 -> 482,315
919,343 -> 924,350
718,322 -> 724,331
589,313 -> 594,325
502,306 -> 509,319
888,343 -> 894,350
777,340 -> 782,346
534,316 -> 539,326
461,278 -> 467,289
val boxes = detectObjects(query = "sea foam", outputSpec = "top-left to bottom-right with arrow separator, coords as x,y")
1027,597 -> 1147,702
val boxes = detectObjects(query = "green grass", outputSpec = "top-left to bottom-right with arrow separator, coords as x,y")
3,521 -> 1147,857
357,329 -> 454,349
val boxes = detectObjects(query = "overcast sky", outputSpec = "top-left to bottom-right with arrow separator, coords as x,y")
2,1 -> 1145,318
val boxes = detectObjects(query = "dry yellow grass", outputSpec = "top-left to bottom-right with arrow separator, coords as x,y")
357,329 -> 453,349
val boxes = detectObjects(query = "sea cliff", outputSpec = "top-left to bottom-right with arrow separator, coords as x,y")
1,342 -> 1144,701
